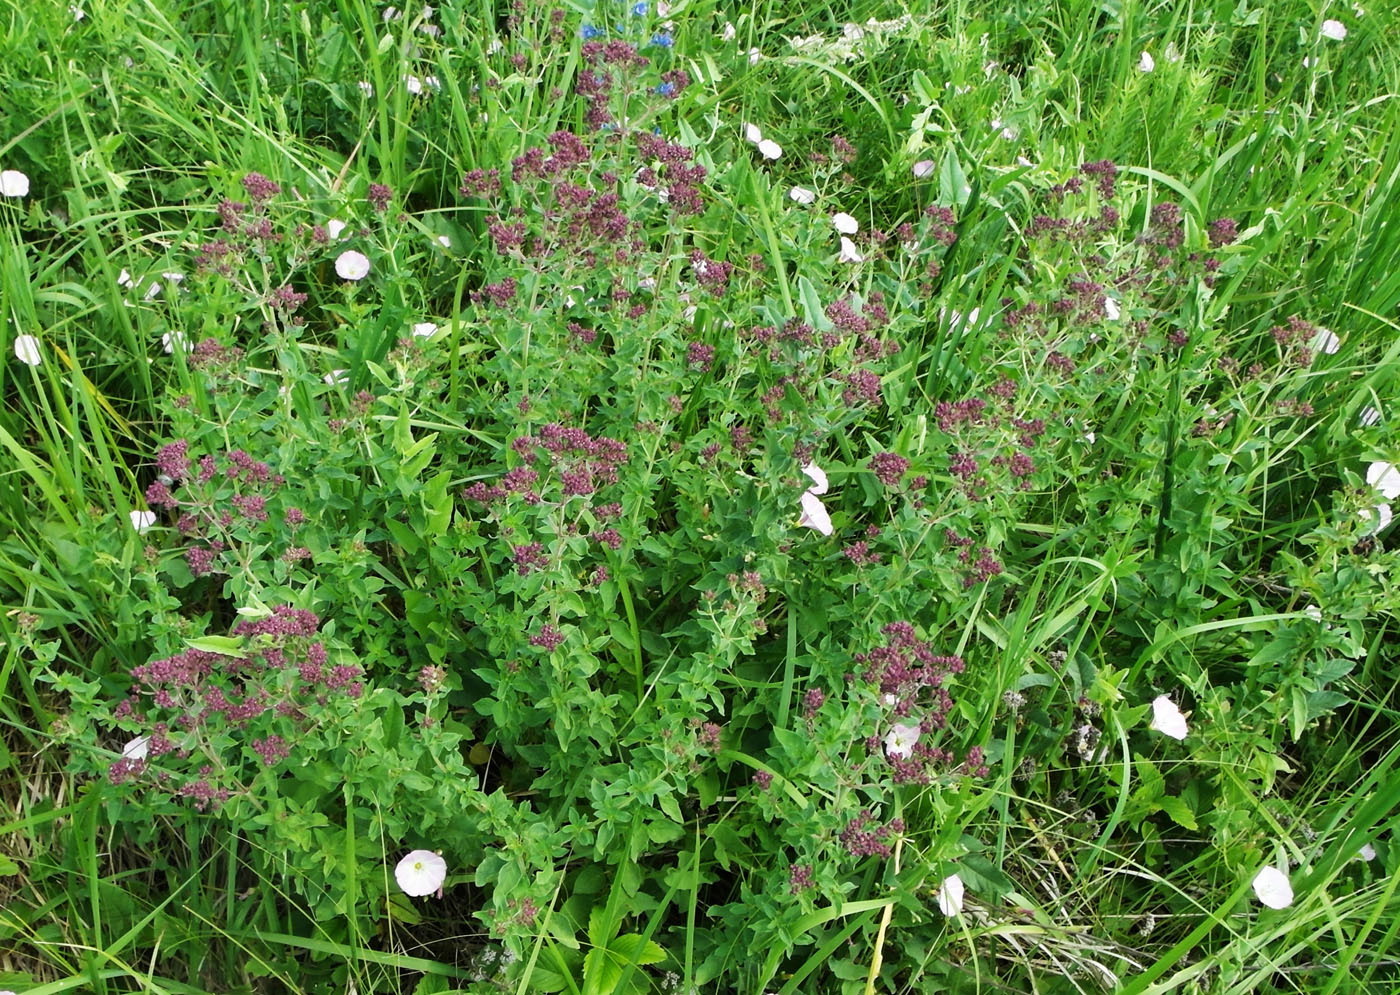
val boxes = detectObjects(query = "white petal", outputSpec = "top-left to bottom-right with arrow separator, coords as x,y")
1359,503 -> 1393,535
1252,866 -> 1293,909
1103,297 -> 1121,321
117,268 -> 134,288
1311,328 -> 1340,354
721,22 -> 736,42
1366,461 -> 1400,500
832,212 -> 859,235
1321,19 -> 1347,40
747,47 -> 762,65
324,369 -> 349,385
744,122 -> 763,144
1148,695 -> 1188,741
412,322 -> 437,338
1138,51 -> 1155,73
395,850 -> 447,896
0,169 -> 30,198
936,873 -> 965,916
912,159 -> 935,178
13,335 -> 42,366
884,721 -> 921,759
335,249 -> 370,281
122,735 -> 150,759
129,510 -> 157,533
326,219 -> 347,240
837,236 -> 863,263
757,139 -> 782,160
797,490 -> 832,536
788,186 -> 816,205
801,463 -> 829,495
1360,406 -> 1381,427
1358,843 -> 1377,861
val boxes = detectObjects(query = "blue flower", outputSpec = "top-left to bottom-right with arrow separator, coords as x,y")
581,23 -> 604,39
650,32 -> 673,48
631,1 -> 647,14
655,82 -> 675,96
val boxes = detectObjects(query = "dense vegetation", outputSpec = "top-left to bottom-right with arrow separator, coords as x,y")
2,1 -> 1399,992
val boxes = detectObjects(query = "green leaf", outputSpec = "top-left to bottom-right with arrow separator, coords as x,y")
608,933 -> 664,966
1156,795 -> 1198,830
185,634 -> 246,657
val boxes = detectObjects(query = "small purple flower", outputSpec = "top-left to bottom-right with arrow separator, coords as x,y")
869,452 -> 909,487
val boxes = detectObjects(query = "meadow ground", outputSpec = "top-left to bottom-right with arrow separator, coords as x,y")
2,1 -> 1400,992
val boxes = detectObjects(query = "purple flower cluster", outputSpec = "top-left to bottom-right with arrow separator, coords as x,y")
111,606 -> 361,807
143,439 -> 300,578
839,810 -> 904,858
855,621 -> 964,720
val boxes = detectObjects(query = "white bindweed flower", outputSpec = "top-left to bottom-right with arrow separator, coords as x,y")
71,4 -> 85,19
405,74 -> 424,94
912,159 -> 935,178
412,322 -> 437,338
118,268 -> 134,288
144,280 -> 163,301
1303,604 -> 1323,622
1320,19 -> 1347,40
797,463 -> 833,536
884,721 -> 920,759
1367,461 -> 1400,500
424,75 -> 441,90
1359,504 -> 1393,535
122,735 -> 150,759
936,873 -> 965,916
1311,328 -> 1341,354
789,186 -> 816,205
1149,695 -> 1188,741
1103,297 -> 1122,321
757,139 -> 782,160
326,219 -> 348,239
0,169 -> 30,198
947,307 -> 981,329
1165,41 -> 1182,62
721,21 -> 736,42
744,122 -> 763,144
162,331 -> 188,354
13,334 -> 41,366
1360,406 -> 1381,427
436,234 -> 452,248
1358,842 -> 1377,861
357,80 -> 374,96
797,490 -> 833,534
832,212 -> 858,235
324,369 -> 350,385
747,47 -> 762,65
1138,51 -> 1155,73
396,849 -> 447,896
1252,865 -> 1293,908
335,249 -> 370,281
837,236 -> 863,263
129,510 -> 157,533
